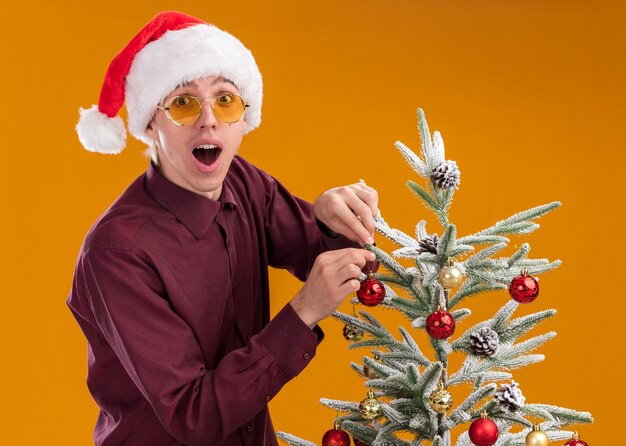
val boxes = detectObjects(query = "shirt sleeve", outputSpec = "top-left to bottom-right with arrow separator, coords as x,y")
75,246 -> 322,446
259,170 -> 360,281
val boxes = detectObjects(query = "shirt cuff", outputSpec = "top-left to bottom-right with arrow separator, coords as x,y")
316,219 -> 339,239
316,218 -> 362,252
256,303 -> 323,379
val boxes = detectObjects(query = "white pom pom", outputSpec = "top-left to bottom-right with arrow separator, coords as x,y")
76,105 -> 127,154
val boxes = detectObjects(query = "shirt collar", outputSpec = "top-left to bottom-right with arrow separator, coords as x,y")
145,162 -> 237,239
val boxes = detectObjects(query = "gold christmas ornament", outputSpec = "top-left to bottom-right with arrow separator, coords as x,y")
363,363 -> 379,379
363,354 -> 381,379
525,424 -> 549,446
359,389 -> 382,421
343,323 -> 364,341
438,258 -> 464,289
343,305 -> 365,342
428,380 -> 453,414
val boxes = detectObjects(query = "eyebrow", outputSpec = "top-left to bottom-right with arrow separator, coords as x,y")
179,76 -> 237,89
212,76 -> 237,87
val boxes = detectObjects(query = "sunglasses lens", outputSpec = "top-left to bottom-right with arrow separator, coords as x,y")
168,95 -> 201,125
213,94 -> 246,123
165,94 -> 246,125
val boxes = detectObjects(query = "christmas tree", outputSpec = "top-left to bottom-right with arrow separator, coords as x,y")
277,110 -> 593,446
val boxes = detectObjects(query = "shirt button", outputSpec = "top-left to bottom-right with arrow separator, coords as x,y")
303,352 -> 311,360
246,424 -> 253,432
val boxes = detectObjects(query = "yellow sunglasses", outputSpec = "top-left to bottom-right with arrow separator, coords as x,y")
157,93 -> 249,126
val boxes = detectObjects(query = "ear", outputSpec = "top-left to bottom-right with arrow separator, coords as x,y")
145,118 -> 158,139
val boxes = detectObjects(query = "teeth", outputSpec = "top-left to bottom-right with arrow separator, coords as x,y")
196,144 -> 218,150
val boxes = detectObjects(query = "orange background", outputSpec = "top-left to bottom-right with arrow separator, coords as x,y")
1,1 -> 623,444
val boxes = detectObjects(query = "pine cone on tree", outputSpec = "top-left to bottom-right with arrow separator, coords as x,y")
430,160 -> 461,190
418,233 -> 439,254
495,380 -> 526,413
469,327 -> 500,358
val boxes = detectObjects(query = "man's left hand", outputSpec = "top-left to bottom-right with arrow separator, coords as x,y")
313,183 -> 379,245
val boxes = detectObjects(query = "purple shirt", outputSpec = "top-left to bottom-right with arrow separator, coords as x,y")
67,156 -> 355,446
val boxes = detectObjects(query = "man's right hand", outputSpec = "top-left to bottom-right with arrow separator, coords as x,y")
290,248 -> 376,329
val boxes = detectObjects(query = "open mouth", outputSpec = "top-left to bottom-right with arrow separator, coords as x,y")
192,144 -> 221,166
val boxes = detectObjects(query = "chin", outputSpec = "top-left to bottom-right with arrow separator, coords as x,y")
196,179 -> 225,198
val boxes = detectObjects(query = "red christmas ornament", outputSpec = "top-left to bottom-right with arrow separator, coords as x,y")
322,426 -> 350,446
564,432 -> 589,446
508,269 -> 539,303
468,412 -> 499,446
426,308 -> 456,339
357,274 -> 386,306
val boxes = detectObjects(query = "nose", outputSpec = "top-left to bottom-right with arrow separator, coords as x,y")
194,100 -> 218,129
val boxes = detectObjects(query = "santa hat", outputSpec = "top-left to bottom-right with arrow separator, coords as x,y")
76,11 -> 263,154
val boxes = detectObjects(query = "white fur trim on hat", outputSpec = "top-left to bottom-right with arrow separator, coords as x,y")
76,105 -> 127,154
126,24 -> 263,145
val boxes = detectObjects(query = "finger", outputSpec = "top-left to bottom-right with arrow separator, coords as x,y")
333,248 -> 375,271
356,183 -> 379,210
331,186 -> 376,238
331,249 -> 374,296
338,278 -> 361,297
351,186 -> 379,230
318,247 -> 373,263
356,182 -> 378,199
324,247 -> 373,270
329,203 -> 373,244
336,263 -> 363,285
338,188 -> 376,241
344,187 -> 375,218
353,203 -> 376,237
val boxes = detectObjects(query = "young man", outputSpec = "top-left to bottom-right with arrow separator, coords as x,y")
68,11 -> 379,446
